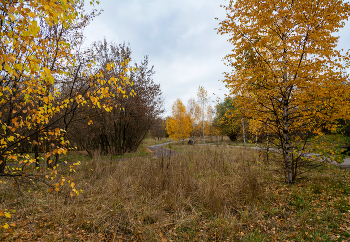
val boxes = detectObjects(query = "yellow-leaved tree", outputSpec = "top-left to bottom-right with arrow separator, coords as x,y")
197,86 -> 208,143
187,97 -> 201,139
218,0 -> 350,183
166,99 -> 192,143
0,0 -> 133,173
0,0 -> 134,228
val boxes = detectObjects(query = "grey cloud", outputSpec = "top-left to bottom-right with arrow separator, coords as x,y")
83,0 -> 350,116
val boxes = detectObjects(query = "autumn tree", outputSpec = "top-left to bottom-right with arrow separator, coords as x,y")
213,98 -> 242,141
150,118 -> 167,141
166,99 -> 192,143
0,0 -> 133,186
197,86 -> 209,143
66,41 -> 163,156
187,97 -> 201,139
218,0 -> 350,183
204,104 -> 216,138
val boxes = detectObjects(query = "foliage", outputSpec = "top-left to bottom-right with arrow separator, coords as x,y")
213,98 -> 242,141
187,97 -> 201,138
150,118 -> 167,141
197,86 -> 209,143
166,99 -> 192,141
337,119 -> 350,137
0,0 -> 134,230
65,40 -> 163,156
218,0 -> 350,183
205,104 -> 216,136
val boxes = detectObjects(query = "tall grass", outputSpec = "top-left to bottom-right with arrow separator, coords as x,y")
1,145 -> 349,241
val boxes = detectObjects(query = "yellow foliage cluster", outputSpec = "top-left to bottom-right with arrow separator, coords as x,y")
166,99 -> 192,141
0,0 -> 133,167
0,0 -> 135,229
218,0 -> 350,183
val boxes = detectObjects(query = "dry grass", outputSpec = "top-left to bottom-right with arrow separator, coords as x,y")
0,145 -> 349,241
140,138 -> 175,147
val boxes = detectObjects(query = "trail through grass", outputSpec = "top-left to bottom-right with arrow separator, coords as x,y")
0,145 -> 349,241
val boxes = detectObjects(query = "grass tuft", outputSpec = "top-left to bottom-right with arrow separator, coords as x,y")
0,145 -> 349,241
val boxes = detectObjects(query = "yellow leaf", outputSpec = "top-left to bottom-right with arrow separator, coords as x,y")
8,56 -> 15,63
3,223 -> 9,229
5,212 -> 11,218
71,182 -> 75,188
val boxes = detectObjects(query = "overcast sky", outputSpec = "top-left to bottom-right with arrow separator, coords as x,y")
82,0 -> 350,117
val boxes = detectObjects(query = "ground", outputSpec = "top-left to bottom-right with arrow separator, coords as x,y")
0,137 -> 350,241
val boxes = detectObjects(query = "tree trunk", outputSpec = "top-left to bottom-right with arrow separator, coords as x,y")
203,118 -> 205,144
282,73 -> 293,184
46,138 -> 52,169
283,117 -> 293,183
34,131 -> 40,168
0,155 -> 5,174
266,120 -> 269,163
54,153 -> 59,167
242,117 -> 246,147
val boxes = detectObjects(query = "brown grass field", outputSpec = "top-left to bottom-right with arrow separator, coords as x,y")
0,144 -> 350,241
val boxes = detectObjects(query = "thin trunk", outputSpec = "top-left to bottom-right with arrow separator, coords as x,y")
54,153 -> 59,167
191,124 -> 194,140
34,129 -> 40,168
46,137 -> 52,169
266,120 -> 270,163
203,117 -> 205,144
283,73 -> 293,184
242,117 -> 246,147
0,156 -> 5,174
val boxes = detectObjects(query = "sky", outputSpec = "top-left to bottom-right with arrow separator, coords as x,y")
82,0 -> 350,117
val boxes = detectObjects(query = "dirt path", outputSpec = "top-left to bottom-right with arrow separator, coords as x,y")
9,141 -> 349,171
146,141 -> 179,157
149,141 -> 350,170
228,145 -> 350,170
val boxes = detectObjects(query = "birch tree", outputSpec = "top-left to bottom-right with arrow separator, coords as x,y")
218,0 -> 350,183
166,99 -> 192,143
187,97 -> 201,139
197,86 -> 208,144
